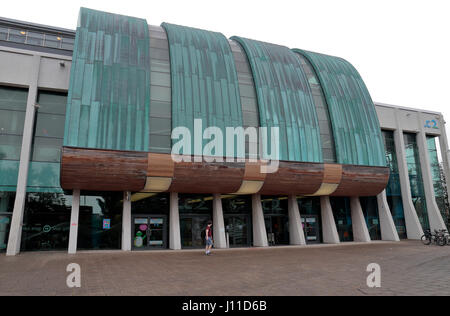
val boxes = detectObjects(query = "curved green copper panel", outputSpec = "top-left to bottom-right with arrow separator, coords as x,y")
231,37 -> 322,163
161,23 -> 243,158
293,49 -> 386,167
64,8 -> 150,151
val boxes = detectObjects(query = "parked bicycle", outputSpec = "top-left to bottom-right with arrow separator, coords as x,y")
421,229 -> 448,246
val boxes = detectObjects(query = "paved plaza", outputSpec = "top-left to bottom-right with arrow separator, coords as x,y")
0,241 -> 449,296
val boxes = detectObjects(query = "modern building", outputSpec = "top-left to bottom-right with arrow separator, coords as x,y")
0,8 -> 448,256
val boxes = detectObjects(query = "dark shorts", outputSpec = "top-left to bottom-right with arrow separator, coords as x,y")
206,237 -> 213,246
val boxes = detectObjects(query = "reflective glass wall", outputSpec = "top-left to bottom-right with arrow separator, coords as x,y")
261,196 -> 289,245
77,192 -> 123,250
382,130 -> 407,238
21,192 -> 72,251
330,197 -> 353,242
222,195 -> 252,247
427,136 -> 449,229
360,196 -> 381,240
0,192 -> 15,251
297,197 -> 322,243
404,133 -> 430,231
179,194 -> 212,248
0,86 -> 27,190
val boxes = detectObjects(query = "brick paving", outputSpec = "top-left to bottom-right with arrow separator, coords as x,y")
0,241 -> 449,296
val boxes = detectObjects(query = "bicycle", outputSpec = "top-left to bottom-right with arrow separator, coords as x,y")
421,229 -> 447,246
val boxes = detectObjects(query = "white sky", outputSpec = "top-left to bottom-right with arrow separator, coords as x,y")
3,0 -> 450,134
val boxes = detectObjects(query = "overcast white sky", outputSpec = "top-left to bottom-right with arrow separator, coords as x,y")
3,0 -> 450,132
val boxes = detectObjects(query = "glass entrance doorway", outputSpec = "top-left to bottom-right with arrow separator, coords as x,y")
302,215 -> 320,244
224,215 -> 251,247
264,215 -> 289,245
132,215 -> 167,250
180,215 -> 211,248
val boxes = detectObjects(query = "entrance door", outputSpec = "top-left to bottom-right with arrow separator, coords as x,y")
132,215 -> 167,250
224,215 -> 251,247
264,215 -> 289,245
180,215 -> 211,248
302,215 -> 320,244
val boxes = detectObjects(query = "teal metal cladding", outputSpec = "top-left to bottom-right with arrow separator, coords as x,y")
231,37 -> 322,162
293,49 -> 386,167
64,8 -> 150,151
161,23 -> 243,157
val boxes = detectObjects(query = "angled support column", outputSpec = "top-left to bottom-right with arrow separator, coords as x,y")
6,55 -> 40,256
252,194 -> 268,247
213,194 -> 227,248
416,128 -> 447,231
376,190 -> 400,241
169,192 -> 181,250
68,190 -> 80,254
320,196 -> 340,244
121,191 -> 132,251
288,195 -> 306,245
393,119 -> 424,239
350,196 -> 371,242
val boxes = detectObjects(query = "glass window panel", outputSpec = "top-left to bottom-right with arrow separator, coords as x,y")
0,86 -> 28,111
26,32 -> 44,46
0,109 -> 25,135
61,37 -> 74,50
44,34 -> 62,48
37,91 -> 67,115
404,132 -> 429,231
0,27 -> 8,40
34,113 -> 65,138
0,135 -> 22,160
77,192 -> 123,250
330,197 -> 354,242
21,192 -> 72,251
8,28 -> 26,43
0,192 -> 15,252
31,137 -> 62,162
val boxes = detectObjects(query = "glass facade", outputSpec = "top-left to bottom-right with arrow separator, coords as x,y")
0,26 -> 74,50
261,196 -> 289,245
427,136 -> 449,228
0,192 -> 15,251
382,130 -> 407,238
330,197 -> 353,242
21,192 -> 72,251
0,86 -> 27,161
360,196 -> 381,240
179,194 -> 212,248
31,91 -> 66,163
77,192 -> 123,250
297,197 -> 322,243
404,133 -> 430,231
222,195 -> 252,247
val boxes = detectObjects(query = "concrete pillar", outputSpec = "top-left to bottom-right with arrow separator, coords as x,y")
350,197 -> 371,242
68,189 -> 80,254
393,122 -> 424,239
376,190 -> 400,241
288,195 -> 306,245
121,191 -> 132,251
6,55 -> 40,256
320,196 -> 340,244
251,194 -> 268,247
212,194 -> 227,249
169,192 -> 181,250
416,128 -> 447,231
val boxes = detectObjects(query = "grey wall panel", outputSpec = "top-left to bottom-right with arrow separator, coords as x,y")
149,25 -> 172,153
